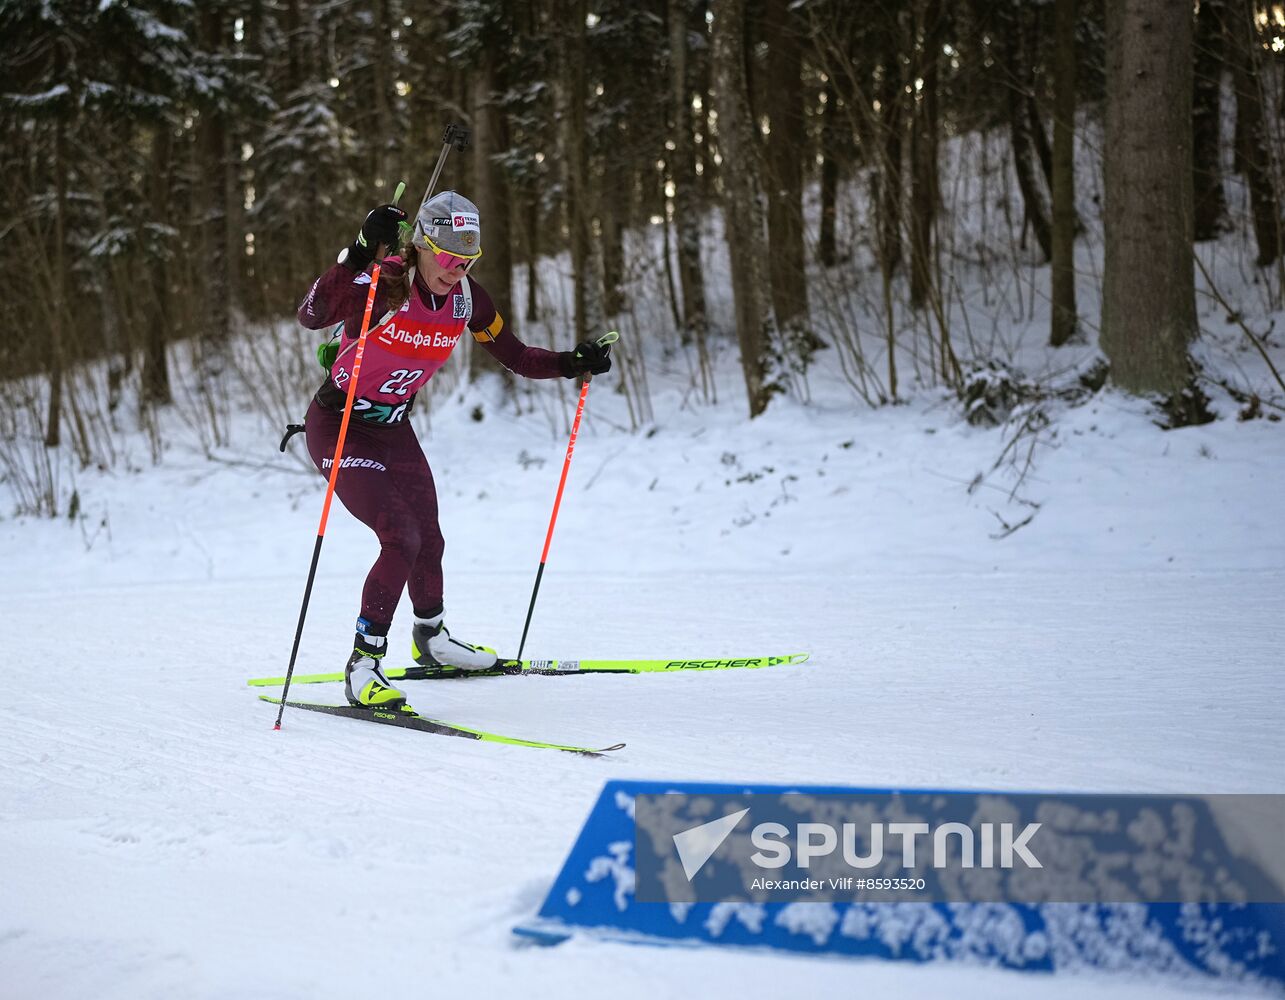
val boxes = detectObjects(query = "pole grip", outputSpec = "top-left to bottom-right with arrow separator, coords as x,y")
422,122 -> 469,206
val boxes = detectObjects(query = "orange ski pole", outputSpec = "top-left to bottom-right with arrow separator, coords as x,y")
275,184 -> 406,729
515,331 -> 619,660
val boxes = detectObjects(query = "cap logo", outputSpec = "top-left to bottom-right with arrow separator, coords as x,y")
451,212 -> 480,233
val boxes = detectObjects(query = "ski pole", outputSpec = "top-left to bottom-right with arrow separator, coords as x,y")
421,123 -> 471,208
515,330 -> 619,661
275,181 -> 413,730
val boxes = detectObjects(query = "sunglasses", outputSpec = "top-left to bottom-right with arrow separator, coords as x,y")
415,230 -> 482,274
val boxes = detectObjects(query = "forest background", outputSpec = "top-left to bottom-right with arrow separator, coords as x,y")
2,0 -> 1284,517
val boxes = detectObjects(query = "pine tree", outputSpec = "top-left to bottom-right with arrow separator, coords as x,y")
668,0 -> 710,361
711,0 -> 781,416
0,0 -> 201,430
1100,0 -> 1197,396
761,0 -> 816,369
1049,0 -> 1079,346
250,2 -> 350,305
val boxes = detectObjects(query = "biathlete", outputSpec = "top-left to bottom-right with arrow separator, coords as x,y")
297,191 -> 611,709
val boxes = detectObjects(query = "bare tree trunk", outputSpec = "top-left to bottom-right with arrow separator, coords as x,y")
818,77 -> 838,267
471,47 -> 515,379
46,110 -> 67,450
909,0 -> 942,310
1028,95 -> 1055,200
561,0 -> 592,343
218,0 -> 245,320
711,0 -> 779,416
91,186 -> 127,410
597,44 -> 627,321
875,11 -> 904,276
1049,0 -> 1079,346
285,0 -> 302,97
661,212 -> 682,328
143,126 -> 173,407
224,126 -> 242,318
525,193 -> 539,323
669,0 -> 709,350
1226,0 -> 1280,266
241,0 -> 268,317
372,0 -> 395,194
281,0 -> 304,300
600,151 -> 626,318
694,8 -> 715,206
1006,2 -> 1053,262
286,0 -> 320,289
1101,0 -> 1196,394
1192,0 -> 1227,241
763,0 -> 809,340
872,9 -> 905,400
197,6 -> 230,374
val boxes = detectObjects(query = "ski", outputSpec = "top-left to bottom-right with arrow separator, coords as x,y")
247,652 -> 810,688
260,695 -> 625,757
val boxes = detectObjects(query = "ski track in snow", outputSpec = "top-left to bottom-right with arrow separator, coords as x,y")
1,565 -> 1281,998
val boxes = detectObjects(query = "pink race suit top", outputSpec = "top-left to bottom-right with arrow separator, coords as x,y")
298,257 -> 566,425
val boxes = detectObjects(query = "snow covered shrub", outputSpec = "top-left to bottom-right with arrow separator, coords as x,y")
958,361 -> 1041,428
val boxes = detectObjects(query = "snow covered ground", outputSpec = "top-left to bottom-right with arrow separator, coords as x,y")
3,177 -> 1285,996
3,351 -> 1282,997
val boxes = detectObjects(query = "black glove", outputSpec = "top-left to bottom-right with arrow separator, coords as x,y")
561,339 -> 613,378
340,204 -> 408,271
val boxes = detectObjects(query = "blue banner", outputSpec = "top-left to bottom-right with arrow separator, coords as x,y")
515,780 -> 1285,994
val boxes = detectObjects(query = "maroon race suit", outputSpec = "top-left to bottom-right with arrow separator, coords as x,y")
297,257 -> 566,628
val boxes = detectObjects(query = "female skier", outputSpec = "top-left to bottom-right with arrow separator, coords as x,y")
297,191 -> 611,709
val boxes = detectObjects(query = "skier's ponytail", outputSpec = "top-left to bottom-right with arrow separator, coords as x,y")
377,253 -> 412,313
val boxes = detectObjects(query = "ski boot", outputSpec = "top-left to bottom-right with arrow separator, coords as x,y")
344,629 -> 408,709
411,608 -> 499,671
